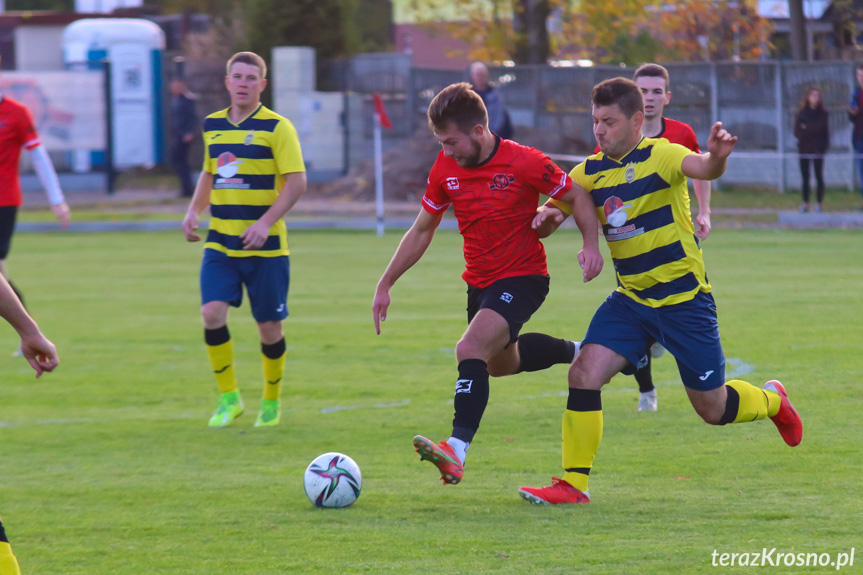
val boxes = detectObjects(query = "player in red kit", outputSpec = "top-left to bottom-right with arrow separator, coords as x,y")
0,66 -> 70,314
372,82 -> 603,488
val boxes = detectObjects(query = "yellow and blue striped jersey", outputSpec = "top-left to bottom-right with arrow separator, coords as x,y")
202,104 -> 305,257
561,137 -> 709,308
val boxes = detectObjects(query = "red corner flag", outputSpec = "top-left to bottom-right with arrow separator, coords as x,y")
373,93 -> 393,129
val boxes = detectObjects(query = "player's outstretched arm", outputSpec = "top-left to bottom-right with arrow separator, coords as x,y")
241,171 -> 307,250
182,172 -> 214,242
532,202 -> 567,238
373,208 -> 443,334
682,122 -> 737,181
0,274 -> 59,378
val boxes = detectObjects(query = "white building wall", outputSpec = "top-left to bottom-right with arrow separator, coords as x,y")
15,26 -> 65,71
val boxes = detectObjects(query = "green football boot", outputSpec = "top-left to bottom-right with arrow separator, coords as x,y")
208,391 -> 244,427
254,398 -> 281,427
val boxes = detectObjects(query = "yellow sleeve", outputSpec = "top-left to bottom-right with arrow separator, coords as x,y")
202,131 -> 211,173
656,141 -> 692,178
548,162 -> 590,216
273,119 -> 306,174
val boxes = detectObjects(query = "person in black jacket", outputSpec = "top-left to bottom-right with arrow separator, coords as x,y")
170,77 -> 198,198
795,85 -> 830,213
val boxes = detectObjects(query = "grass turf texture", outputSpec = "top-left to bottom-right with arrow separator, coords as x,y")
1,228 -> 860,574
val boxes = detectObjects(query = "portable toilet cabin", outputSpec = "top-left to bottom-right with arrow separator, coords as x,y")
62,18 -> 165,170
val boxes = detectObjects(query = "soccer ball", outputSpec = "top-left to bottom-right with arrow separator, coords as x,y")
303,452 -> 362,508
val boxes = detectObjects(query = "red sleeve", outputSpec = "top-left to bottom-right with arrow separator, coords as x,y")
681,124 -> 700,153
421,157 -> 451,215
18,105 -> 41,149
523,147 -> 571,199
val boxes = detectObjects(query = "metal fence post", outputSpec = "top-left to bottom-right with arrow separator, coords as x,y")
103,59 -> 115,196
776,62 -> 785,194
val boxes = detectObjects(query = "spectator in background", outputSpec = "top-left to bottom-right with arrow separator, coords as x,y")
170,77 -> 198,198
469,62 -> 514,140
847,64 -> 863,210
795,85 -> 829,213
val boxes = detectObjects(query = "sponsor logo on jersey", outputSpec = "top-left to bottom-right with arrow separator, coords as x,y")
603,195 -> 645,240
603,196 -> 633,228
445,177 -> 460,190
216,151 -> 243,178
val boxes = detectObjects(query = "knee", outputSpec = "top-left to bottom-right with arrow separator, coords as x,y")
200,303 -> 227,329
257,321 -> 284,345
455,335 -> 485,362
569,356 -> 600,389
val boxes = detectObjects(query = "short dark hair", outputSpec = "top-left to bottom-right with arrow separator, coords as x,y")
633,63 -> 670,90
592,77 -> 644,118
427,82 -> 488,133
226,51 -> 267,79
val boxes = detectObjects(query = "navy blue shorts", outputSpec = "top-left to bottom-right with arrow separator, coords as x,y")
0,206 -> 18,260
467,275 -> 549,343
583,290 -> 725,391
200,248 -> 290,323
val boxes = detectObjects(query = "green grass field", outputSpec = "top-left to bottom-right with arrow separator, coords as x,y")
1,227 -> 861,574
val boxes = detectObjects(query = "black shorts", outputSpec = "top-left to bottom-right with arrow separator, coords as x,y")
466,274 -> 550,343
0,206 -> 18,260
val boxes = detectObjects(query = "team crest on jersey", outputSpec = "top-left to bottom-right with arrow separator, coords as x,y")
243,130 -> 255,145
624,162 -> 636,183
445,177 -> 460,190
488,173 -> 516,191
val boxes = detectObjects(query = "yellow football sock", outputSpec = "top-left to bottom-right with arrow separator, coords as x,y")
725,379 -> 780,423
562,408 -> 603,493
206,340 -> 237,394
261,339 -> 286,401
0,542 -> 21,575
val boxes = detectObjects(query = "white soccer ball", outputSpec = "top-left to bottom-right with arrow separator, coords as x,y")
303,452 -> 362,508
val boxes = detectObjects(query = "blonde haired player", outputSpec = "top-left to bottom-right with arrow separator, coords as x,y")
182,51 -> 306,427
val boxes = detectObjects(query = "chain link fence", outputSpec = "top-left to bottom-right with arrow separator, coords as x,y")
165,53 -> 862,193
402,60 -> 859,192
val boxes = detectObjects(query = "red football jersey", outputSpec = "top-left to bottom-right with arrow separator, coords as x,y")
423,137 -> 571,288
594,117 -> 700,154
0,97 -> 41,207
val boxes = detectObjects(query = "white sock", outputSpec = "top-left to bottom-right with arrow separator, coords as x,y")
446,437 -> 468,465
570,341 -> 581,362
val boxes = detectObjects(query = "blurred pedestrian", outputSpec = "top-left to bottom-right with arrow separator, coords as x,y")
847,64 -> 863,209
469,62 -> 513,140
795,85 -> 829,213
170,77 -> 198,198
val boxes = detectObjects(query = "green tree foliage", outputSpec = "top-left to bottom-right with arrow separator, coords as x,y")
243,0 -> 391,62
404,0 -> 770,65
